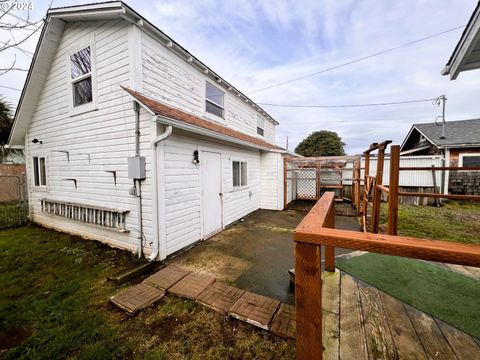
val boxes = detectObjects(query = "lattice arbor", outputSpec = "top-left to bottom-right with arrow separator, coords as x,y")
284,156 -> 362,209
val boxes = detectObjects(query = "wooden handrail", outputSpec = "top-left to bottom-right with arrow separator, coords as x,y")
400,166 -> 480,171
377,184 -> 389,193
294,227 -> 480,267
398,192 -> 480,201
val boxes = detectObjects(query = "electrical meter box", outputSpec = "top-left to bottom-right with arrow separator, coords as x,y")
128,156 -> 146,179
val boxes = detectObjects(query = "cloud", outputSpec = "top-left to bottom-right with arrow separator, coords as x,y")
1,0 -> 479,154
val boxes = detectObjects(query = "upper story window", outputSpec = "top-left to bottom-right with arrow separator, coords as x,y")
460,153 -> 480,167
257,116 -> 265,136
206,82 -> 225,118
70,46 -> 93,107
232,161 -> 247,187
33,156 -> 46,187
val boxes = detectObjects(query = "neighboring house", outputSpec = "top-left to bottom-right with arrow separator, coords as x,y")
400,119 -> 480,195
7,2 -> 287,260
441,0 -> 480,79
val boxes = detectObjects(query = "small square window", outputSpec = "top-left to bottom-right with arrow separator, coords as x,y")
33,156 -> 46,187
206,82 -> 225,118
70,46 -> 92,108
232,161 -> 247,187
257,116 -> 265,136
461,155 -> 480,167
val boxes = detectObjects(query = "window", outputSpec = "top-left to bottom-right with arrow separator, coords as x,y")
33,156 -> 46,187
205,82 -> 225,118
70,46 -> 93,107
460,154 -> 480,167
257,116 -> 265,136
232,161 -> 247,187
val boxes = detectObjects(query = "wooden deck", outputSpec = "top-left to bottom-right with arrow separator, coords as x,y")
323,270 -> 480,360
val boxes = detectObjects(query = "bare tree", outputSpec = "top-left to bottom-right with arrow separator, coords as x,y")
0,4 -> 45,76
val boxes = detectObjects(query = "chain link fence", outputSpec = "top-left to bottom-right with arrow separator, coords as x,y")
0,174 -> 28,229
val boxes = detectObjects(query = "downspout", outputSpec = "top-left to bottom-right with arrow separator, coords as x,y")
148,122 -> 173,261
134,102 -> 143,258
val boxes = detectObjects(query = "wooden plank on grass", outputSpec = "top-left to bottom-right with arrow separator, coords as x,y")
196,281 -> 245,314
380,292 -> 427,359
405,305 -> 457,360
168,272 -> 215,300
357,281 -> 398,360
270,303 -> 296,339
339,274 -> 368,360
436,319 -> 480,359
229,291 -> 281,330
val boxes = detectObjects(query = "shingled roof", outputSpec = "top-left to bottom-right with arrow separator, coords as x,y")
410,119 -> 480,148
123,87 -> 284,151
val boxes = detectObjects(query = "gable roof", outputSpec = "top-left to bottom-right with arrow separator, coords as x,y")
8,1 -> 278,147
442,1 -> 480,79
401,119 -> 480,150
123,87 -> 284,151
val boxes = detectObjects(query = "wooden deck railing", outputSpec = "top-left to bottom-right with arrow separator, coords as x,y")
293,192 -> 480,360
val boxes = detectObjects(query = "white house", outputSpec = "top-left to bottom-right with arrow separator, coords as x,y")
7,2 -> 287,261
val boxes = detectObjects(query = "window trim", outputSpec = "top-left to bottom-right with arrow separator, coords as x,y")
32,155 -> 47,188
67,40 -> 97,117
257,115 -> 265,137
232,160 -> 248,189
459,153 -> 480,167
205,80 -> 225,120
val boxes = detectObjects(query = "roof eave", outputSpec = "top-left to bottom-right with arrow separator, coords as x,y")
154,115 -> 274,151
443,2 -> 480,80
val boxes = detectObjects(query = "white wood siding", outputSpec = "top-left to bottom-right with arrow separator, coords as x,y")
162,132 -> 261,255
140,30 -> 276,144
25,20 -> 154,253
260,152 -> 284,210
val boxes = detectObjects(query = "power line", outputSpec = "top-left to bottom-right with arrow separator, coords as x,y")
0,84 -> 22,91
258,97 -> 437,108
248,25 -> 465,95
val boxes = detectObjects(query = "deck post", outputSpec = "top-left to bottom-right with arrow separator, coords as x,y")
295,241 -> 323,360
324,199 -> 336,272
387,145 -> 400,235
354,158 -> 361,217
371,145 -> 386,233
362,152 -> 370,229
283,157 -> 287,210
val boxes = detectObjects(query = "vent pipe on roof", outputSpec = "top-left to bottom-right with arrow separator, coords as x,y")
434,95 -> 447,139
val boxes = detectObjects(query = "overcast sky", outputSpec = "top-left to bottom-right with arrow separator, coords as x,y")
1,0 -> 479,154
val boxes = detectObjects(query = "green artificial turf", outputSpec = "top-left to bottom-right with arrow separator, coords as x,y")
337,253 -> 480,339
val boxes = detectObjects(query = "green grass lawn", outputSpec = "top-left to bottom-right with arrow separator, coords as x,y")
0,225 -> 295,359
379,201 -> 480,244
337,253 -> 480,339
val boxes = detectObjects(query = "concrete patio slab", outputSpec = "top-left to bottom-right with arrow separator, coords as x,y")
110,283 -> 165,315
168,272 -> 216,299
144,265 -> 190,290
197,281 -> 245,314
270,303 -> 296,339
229,291 -> 281,330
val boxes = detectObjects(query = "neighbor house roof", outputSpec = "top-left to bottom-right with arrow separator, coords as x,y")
442,1 -> 480,79
123,87 -> 284,151
8,1 -> 278,147
401,118 -> 480,151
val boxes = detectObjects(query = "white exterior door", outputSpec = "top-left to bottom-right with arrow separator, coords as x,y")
201,151 -> 223,238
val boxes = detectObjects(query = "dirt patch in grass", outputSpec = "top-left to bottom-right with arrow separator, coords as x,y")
0,224 -> 295,359
379,202 -> 480,244
0,326 -> 31,352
